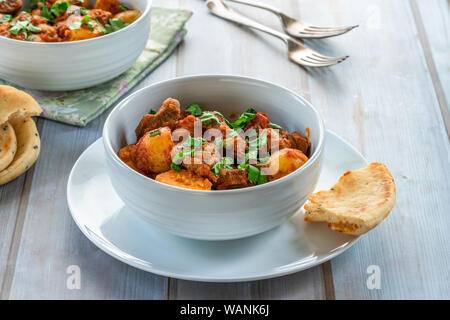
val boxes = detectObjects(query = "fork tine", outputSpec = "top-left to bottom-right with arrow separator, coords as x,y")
303,26 -> 355,35
306,25 -> 359,32
311,52 -> 349,62
298,58 -> 342,67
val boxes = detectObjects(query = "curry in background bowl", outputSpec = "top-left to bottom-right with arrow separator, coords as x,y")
118,98 -> 312,190
0,0 -> 141,42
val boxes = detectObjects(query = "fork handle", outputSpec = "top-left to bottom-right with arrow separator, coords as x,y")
227,0 -> 282,15
207,0 -> 291,44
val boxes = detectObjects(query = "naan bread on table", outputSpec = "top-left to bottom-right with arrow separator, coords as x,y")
0,121 -> 17,172
0,117 -> 40,185
304,163 -> 396,235
0,86 -> 42,124
0,85 -> 42,185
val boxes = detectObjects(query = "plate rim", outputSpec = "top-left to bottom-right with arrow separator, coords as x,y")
67,130 -> 367,282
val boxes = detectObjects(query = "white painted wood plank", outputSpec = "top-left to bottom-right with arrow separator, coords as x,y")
4,43 -> 178,301
415,0 -> 449,103
295,0 -> 450,299
168,0 -> 326,300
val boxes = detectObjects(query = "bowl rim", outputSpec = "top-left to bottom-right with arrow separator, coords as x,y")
0,0 -> 152,46
103,74 -> 325,195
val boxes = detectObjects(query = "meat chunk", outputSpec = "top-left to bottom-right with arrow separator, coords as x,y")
245,112 -> 269,130
174,115 -> 199,138
215,169 -> 249,190
291,131 -> 311,156
88,9 -> 113,25
181,141 -> 219,182
94,0 -> 123,15
155,170 -> 212,190
135,98 -> 181,139
0,0 -> 22,14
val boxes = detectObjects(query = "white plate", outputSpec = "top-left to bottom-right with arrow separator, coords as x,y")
67,131 -> 367,282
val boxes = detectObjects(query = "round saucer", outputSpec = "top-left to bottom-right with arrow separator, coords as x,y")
67,131 -> 367,282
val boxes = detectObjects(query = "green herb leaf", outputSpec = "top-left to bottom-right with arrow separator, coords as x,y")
9,20 -> 42,36
40,0 -> 54,22
199,112 -> 221,126
149,129 -> 161,137
171,163 -> 181,172
257,172 -> 268,185
50,1 -> 69,17
0,14 -> 12,23
211,157 -> 234,176
230,108 -> 257,129
104,18 -> 129,34
80,7 -> 90,15
185,103 -> 202,116
119,4 -> 129,11
172,151 -> 185,164
148,109 -> 157,115
269,122 -> 282,129
238,163 -> 248,170
247,165 -> 260,184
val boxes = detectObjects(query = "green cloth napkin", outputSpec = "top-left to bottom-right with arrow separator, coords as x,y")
0,7 -> 192,127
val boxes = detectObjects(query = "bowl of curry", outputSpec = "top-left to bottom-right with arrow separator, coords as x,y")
103,75 -> 325,240
0,0 -> 151,90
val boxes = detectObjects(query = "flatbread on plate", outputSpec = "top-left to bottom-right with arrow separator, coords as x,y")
0,121 -> 17,171
0,117 -> 40,185
304,163 -> 396,235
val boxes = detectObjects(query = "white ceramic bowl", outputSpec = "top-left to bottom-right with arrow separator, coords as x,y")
0,0 -> 151,91
103,75 -> 325,240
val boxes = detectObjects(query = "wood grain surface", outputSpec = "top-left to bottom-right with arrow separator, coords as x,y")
0,0 -> 448,299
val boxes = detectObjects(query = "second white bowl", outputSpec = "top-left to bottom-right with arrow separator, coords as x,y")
0,0 -> 151,91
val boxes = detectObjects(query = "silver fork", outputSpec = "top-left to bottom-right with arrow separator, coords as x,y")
227,0 -> 358,39
206,0 -> 348,67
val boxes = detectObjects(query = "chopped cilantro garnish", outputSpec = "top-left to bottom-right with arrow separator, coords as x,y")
119,4 -> 129,11
172,151 -> 185,164
104,18 -> 129,34
269,122 -> 282,129
185,103 -> 202,116
50,1 -> 69,17
211,157 -> 234,176
257,172 -> 268,184
40,0 -> 54,22
247,165 -> 260,184
229,108 -> 257,129
80,7 -> 90,15
148,109 -> 157,115
9,20 -> 42,37
149,129 -> 161,137
171,163 -> 181,172
199,112 -> 221,126
0,14 -> 12,23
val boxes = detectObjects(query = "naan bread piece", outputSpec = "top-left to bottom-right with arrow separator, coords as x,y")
304,163 -> 396,235
0,121 -> 17,171
0,117 -> 40,185
0,85 -> 42,124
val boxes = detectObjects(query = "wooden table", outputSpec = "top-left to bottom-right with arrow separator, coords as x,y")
1,0 -> 449,299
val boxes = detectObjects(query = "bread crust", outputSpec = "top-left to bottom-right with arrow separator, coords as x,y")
304,163 -> 396,235
0,117 -> 40,185
0,85 -> 42,125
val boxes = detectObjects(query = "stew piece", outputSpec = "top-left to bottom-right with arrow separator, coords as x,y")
118,98 -> 312,191
0,0 -> 141,42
